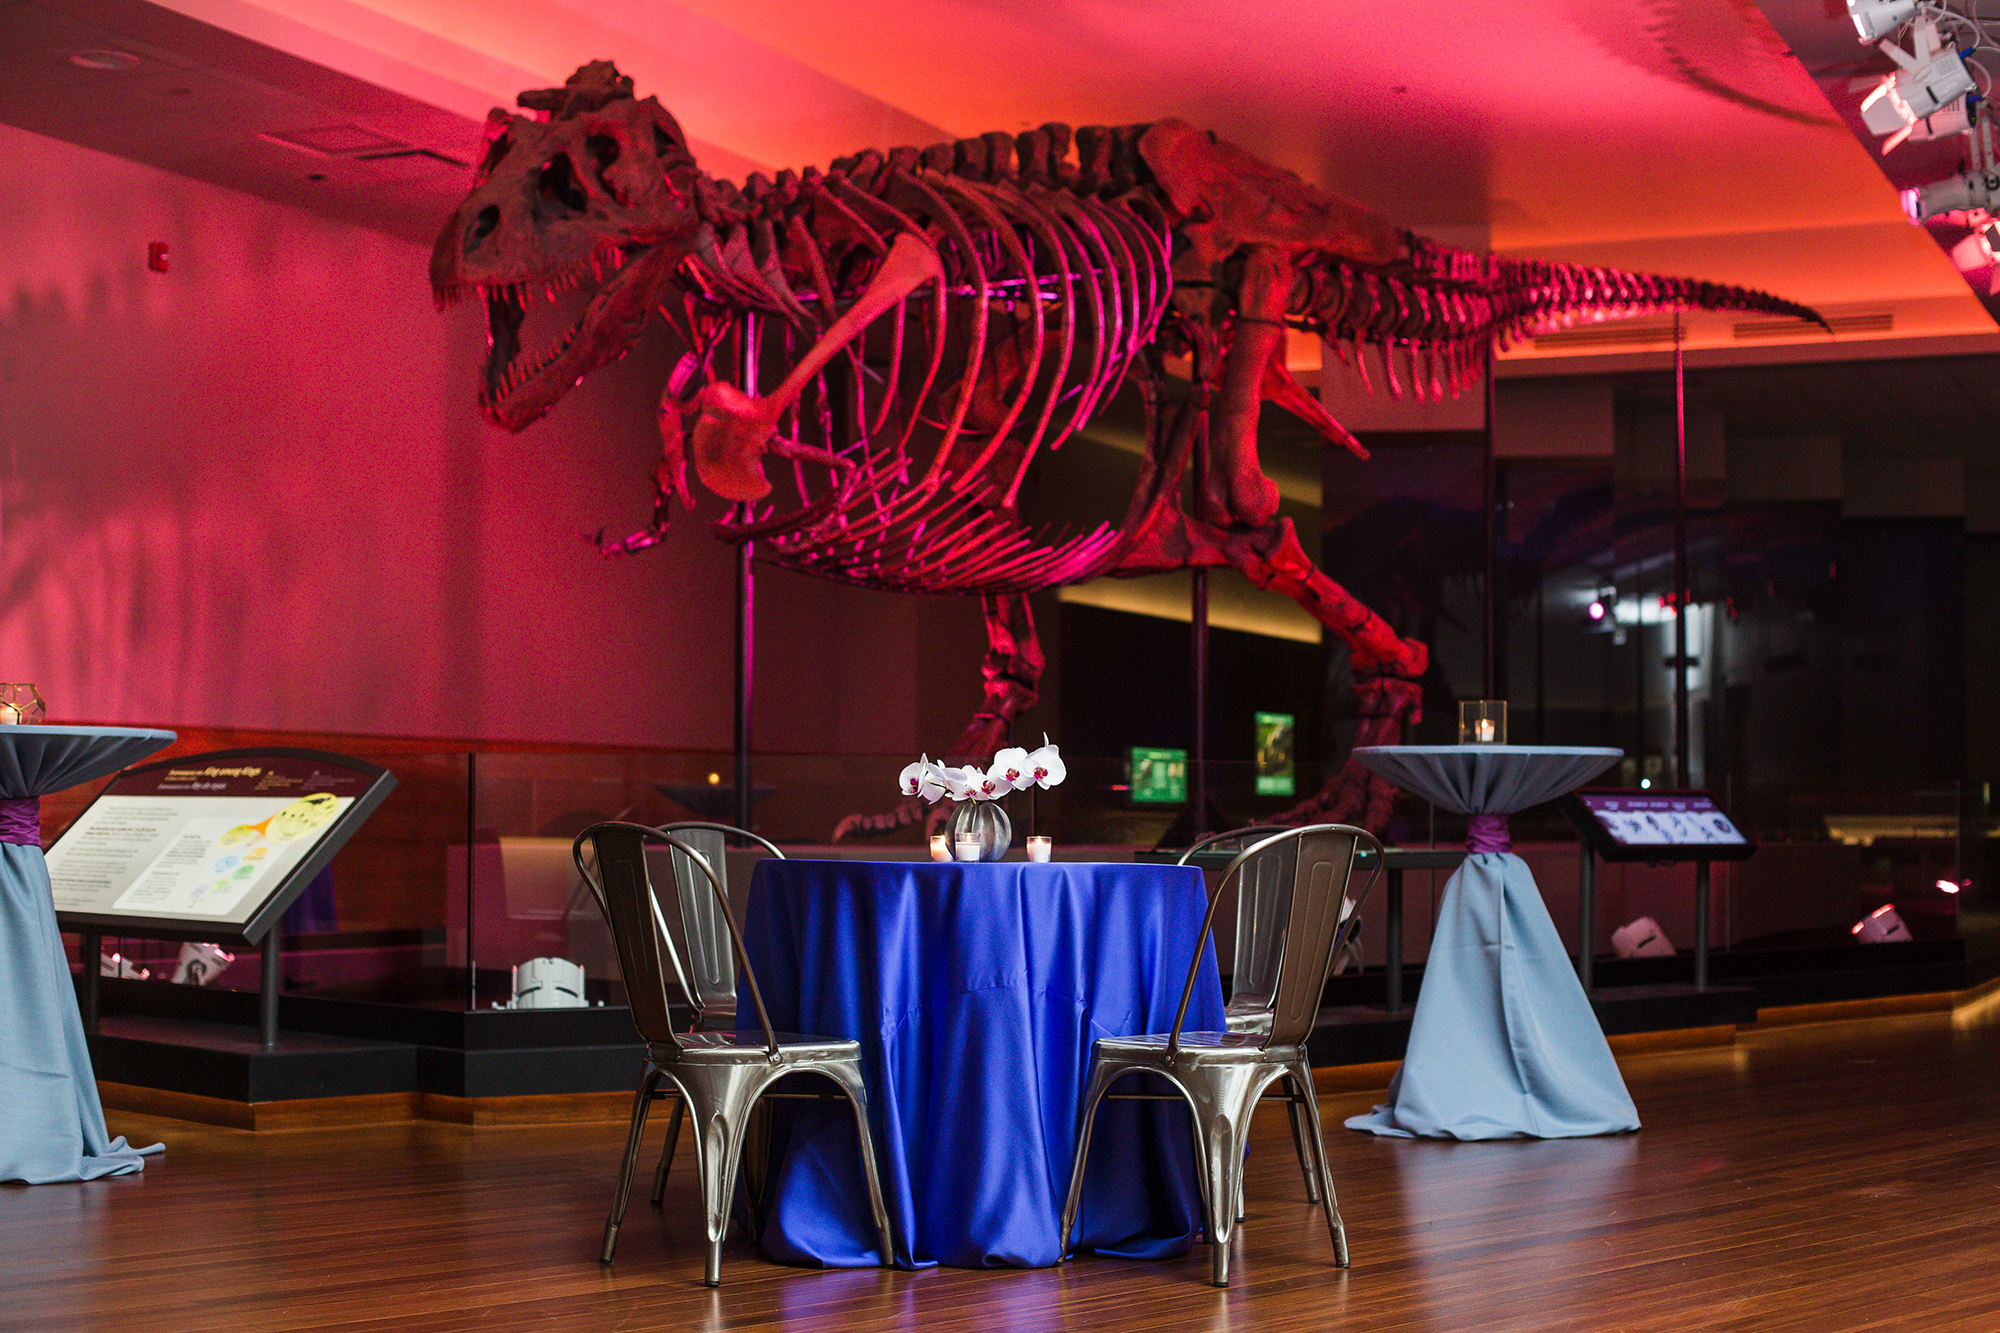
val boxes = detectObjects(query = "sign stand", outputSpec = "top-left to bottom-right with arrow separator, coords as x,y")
50,748 -> 396,1049
1560,787 -> 1756,994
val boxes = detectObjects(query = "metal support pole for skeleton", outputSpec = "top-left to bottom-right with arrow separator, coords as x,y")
1384,866 -> 1405,1015
1191,570 -> 1209,838
735,313 -> 759,836
81,929 -> 101,1027
1190,406 -> 1210,839
260,930 -> 281,1050
1483,350 -> 1499,699
1578,843 -> 1596,993
1693,858 -> 1711,991
1673,313 -> 1690,788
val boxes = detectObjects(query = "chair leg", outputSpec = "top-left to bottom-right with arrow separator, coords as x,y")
1058,1057 -> 1126,1260
1188,1065 -> 1264,1288
674,1063 -> 772,1287
1285,1078 -> 1321,1204
602,1066 -> 663,1264
823,1060 -> 898,1268
1291,1057 -> 1349,1268
650,1093 -> 685,1207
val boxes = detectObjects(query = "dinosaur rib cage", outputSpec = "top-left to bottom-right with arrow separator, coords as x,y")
669,166 -> 1176,596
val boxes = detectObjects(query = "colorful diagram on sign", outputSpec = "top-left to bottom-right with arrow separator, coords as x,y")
106,793 -> 354,918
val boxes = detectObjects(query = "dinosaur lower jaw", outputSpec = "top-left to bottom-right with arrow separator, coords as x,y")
462,241 -> 658,431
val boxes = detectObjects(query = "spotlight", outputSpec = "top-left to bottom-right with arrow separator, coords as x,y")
1880,94 -> 1978,154
1937,878 -> 1964,894
1860,20 -> 1977,138
1902,167 -> 2000,222
1852,903 -> 1913,943
1848,0 -> 1918,43
1588,600 -> 1606,621
1640,778 -> 1652,790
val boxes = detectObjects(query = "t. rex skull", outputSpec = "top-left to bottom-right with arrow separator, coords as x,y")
430,61 -> 703,430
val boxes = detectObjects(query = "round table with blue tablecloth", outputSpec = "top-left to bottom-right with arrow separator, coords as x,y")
0,725 -> 176,1184
1344,745 -> 1637,1141
738,857 -> 1225,1269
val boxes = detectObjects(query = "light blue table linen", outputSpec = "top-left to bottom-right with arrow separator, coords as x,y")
1344,745 -> 1638,1140
0,726 -> 175,1184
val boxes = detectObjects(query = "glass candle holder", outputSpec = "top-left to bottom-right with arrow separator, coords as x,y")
1458,699 -> 1506,746
1026,836 -> 1052,863
0,683 -> 44,725
929,833 -> 952,863
954,837 -> 983,863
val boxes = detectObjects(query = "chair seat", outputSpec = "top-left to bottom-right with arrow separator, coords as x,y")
1093,1030 -> 1306,1064
651,1031 -> 860,1064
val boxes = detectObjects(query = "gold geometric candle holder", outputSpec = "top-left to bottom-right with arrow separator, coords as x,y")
0,683 -> 45,724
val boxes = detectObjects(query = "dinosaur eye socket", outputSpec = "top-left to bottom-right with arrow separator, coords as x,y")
586,133 -> 625,204
538,153 -> 589,214
653,125 -> 679,159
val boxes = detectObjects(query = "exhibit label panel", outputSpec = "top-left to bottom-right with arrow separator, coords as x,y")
49,751 -> 393,935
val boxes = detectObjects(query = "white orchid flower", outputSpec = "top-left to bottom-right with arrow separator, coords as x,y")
937,764 -> 979,801
898,755 -> 948,803
969,767 -> 1011,802
1026,736 -> 1066,789
990,745 -> 1033,791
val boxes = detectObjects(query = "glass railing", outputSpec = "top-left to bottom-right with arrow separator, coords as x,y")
58,745 -> 1969,1010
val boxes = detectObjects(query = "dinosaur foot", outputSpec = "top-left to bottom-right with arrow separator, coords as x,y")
831,795 -> 942,844
1275,755 -> 1398,836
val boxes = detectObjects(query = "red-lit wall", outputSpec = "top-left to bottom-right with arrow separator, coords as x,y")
0,122 -> 1001,756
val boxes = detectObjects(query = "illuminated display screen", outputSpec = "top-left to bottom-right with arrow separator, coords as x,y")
1577,791 -> 1747,848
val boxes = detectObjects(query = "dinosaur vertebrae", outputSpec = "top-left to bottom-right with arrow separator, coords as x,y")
1296,235 -> 1828,403
661,125 -> 1178,595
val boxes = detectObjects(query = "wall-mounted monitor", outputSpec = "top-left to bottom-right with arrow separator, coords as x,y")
49,748 -> 396,944
1128,746 -> 1188,805
1254,712 -> 1295,797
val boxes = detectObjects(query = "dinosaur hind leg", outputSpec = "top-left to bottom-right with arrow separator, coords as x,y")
831,593 -> 1043,842
1222,517 -> 1425,832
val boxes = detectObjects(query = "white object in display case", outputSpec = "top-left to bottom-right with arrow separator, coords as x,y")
501,956 -> 588,1009
1611,917 -> 1676,959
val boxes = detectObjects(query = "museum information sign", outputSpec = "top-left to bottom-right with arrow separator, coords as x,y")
1562,788 -> 1756,863
49,749 -> 394,940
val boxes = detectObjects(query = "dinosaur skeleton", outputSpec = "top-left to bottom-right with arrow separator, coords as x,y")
432,61 -> 1823,837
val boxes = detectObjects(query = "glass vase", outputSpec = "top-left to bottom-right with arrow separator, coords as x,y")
946,800 -> 1012,862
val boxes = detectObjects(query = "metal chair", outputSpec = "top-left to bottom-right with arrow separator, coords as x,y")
620,822 -> 783,1206
1063,824 -> 1383,1287
574,822 -> 894,1285
1178,824 -> 1316,1217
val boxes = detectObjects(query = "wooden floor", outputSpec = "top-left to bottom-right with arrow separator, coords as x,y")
8,1012 -> 2000,1332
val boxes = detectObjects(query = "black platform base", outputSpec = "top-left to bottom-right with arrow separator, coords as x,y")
74,937 -> 1965,1108
1304,983 -> 1758,1067
80,976 -> 645,1104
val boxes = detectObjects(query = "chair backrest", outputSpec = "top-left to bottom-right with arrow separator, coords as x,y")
1169,824 -> 1384,1055
572,822 -> 778,1054
1178,825 -> 1295,1016
653,822 -> 785,1020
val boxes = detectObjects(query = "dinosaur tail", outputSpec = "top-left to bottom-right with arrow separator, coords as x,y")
1293,233 -> 1827,400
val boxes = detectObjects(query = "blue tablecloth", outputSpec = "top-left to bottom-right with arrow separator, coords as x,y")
1344,745 -> 1638,1140
739,858 -> 1225,1269
0,726 -> 176,1184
